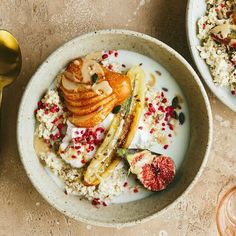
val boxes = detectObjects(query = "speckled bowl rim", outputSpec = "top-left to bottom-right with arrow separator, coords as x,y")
17,29 -> 213,228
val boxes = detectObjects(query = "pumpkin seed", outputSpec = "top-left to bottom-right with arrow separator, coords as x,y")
172,96 -> 179,108
179,112 -> 185,125
91,73 -> 98,84
171,111 -> 178,120
112,105 -> 122,114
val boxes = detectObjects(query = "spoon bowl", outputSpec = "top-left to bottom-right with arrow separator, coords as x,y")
0,30 -> 21,104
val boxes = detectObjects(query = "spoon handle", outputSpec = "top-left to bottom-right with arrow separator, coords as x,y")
0,89 -> 2,108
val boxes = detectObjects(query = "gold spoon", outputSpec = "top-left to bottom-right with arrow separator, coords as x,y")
0,30 -> 22,107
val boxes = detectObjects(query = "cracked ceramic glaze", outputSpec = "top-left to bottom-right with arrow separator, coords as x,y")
0,0 -> 235,235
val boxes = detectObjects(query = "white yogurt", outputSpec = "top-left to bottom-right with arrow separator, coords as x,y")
45,50 -> 190,204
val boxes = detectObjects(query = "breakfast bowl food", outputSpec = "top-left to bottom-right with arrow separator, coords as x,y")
17,30 -> 212,227
187,0 -> 236,111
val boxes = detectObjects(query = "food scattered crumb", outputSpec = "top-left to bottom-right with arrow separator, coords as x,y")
155,70 -> 162,76
215,114 -> 223,122
159,230 -> 168,236
86,225 -> 92,230
214,114 -> 230,127
220,120 -> 230,128
133,187 -> 139,193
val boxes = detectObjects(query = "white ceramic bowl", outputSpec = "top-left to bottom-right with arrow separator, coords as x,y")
186,0 -> 236,112
17,30 -> 212,227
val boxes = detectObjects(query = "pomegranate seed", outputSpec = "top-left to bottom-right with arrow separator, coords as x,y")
145,97 -> 149,101
37,101 -> 42,108
102,202 -> 107,206
158,106 -> 165,112
74,137 -> 80,143
108,64 -> 113,70
57,123 -> 64,130
92,198 -> 100,206
168,134 -> 172,137
123,182 -> 128,187
145,112 -> 152,116
150,128 -> 155,134
81,159 -> 86,164
102,54 -> 108,59
52,118 -> 58,124
133,188 -> 139,193
149,106 -> 156,113
108,50 -> 113,55
162,98 -> 167,103
163,145 -> 169,149
71,155 -> 77,159
168,123 -> 174,131
114,52 -> 118,57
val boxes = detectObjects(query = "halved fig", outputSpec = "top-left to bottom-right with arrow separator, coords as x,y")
66,94 -> 116,116
68,98 -> 117,127
117,149 -> 176,191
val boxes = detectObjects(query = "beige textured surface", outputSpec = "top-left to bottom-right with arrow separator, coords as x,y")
0,0 -> 235,235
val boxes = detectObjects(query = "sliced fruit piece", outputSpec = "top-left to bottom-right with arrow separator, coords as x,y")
83,99 -> 132,186
117,149 -> 176,192
60,86 -> 97,100
61,75 -> 92,92
81,59 -> 105,83
68,98 -> 117,128
61,75 -> 81,91
85,51 -> 103,61
104,67 -> 132,103
63,93 -> 107,106
83,117 -> 125,185
120,65 -> 145,147
65,58 -> 83,83
66,94 -> 116,116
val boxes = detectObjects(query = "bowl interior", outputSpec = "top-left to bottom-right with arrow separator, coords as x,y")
17,30 -> 211,227
186,0 -> 236,112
